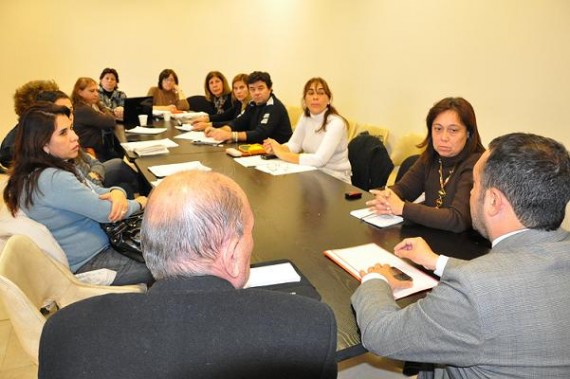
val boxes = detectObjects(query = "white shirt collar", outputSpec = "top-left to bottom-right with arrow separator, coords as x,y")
492,228 -> 529,247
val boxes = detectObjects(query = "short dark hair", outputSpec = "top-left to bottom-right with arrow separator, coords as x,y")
99,68 -> 120,83
158,69 -> 179,90
483,133 -> 570,230
35,90 -> 69,103
247,71 -> 272,89
419,97 -> 485,163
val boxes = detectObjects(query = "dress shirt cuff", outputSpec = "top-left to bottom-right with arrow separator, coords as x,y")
434,255 -> 449,277
361,272 -> 389,284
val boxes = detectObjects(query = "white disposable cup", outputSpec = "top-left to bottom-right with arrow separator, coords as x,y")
163,112 -> 171,122
138,114 -> 148,126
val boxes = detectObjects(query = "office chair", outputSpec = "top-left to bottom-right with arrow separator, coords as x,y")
0,235 -> 146,365
186,95 -> 215,114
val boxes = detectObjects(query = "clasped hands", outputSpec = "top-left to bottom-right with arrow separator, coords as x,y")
359,237 -> 440,290
262,138 -> 285,156
366,188 -> 405,216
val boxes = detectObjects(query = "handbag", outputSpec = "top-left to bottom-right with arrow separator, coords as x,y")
100,210 -> 145,263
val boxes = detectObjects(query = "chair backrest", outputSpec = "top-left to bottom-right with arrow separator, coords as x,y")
348,131 -> 394,190
186,95 -> 215,114
354,123 -> 389,145
395,154 -> 420,183
0,235 -> 146,365
285,105 -> 304,129
390,132 -> 424,166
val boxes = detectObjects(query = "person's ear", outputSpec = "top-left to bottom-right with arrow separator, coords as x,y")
221,237 -> 241,279
43,145 -> 50,154
486,188 -> 503,216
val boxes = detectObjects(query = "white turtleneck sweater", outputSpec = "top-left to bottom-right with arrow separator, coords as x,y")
286,111 -> 352,183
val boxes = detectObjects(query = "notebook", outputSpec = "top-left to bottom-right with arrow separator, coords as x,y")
122,96 -> 154,129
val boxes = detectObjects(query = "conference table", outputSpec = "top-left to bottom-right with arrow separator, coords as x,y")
116,120 -> 491,361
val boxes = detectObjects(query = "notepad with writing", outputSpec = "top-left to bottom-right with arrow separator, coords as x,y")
350,207 -> 404,228
324,243 -> 438,299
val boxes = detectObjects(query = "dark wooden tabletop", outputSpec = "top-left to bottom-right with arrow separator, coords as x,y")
132,148 -> 491,361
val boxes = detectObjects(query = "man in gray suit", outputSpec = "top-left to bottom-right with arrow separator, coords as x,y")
352,133 -> 570,378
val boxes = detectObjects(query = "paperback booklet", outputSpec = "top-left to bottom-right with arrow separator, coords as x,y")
324,243 -> 438,299
350,207 -> 404,228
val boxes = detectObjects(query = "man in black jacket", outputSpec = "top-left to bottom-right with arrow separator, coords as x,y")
39,171 -> 337,379
206,71 -> 292,144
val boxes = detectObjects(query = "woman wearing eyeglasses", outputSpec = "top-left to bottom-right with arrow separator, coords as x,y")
147,69 -> 189,112
367,97 -> 485,233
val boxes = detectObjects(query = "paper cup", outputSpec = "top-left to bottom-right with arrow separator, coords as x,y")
138,114 -> 148,126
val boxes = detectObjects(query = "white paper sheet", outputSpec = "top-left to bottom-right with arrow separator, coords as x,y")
244,262 -> 301,288
148,161 -> 211,178
174,131 -> 221,144
255,161 -> 317,176
125,126 -> 167,135
234,155 -> 276,167
175,124 -> 194,132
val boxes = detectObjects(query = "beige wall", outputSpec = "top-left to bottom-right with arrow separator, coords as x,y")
1,0 -> 569,152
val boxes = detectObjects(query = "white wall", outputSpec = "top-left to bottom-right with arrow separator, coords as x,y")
1,0 -> 569,152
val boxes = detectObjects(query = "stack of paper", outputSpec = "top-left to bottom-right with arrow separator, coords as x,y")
121,139 -> 179,156
324,243 -> 438,299
125,126 -> 167,135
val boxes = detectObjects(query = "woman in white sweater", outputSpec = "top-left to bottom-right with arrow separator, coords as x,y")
263,78 -> 351,183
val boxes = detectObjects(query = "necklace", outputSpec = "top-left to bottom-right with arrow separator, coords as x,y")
436,158 -> 454,208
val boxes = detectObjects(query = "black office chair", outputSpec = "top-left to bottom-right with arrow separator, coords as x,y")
186,95 -> 215,114
348,131 -> 394,191
395,154 -> 420,183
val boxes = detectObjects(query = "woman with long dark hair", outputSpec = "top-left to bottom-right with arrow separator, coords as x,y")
3,103 -> 152,285
367,97 -> 486,233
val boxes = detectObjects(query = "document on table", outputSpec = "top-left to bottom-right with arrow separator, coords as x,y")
350,207 -> 403,228
148,161 -> 212,178
121,138 -> 179,154
174,131 -> 221,144
255,161 -> 317,176
175,124 -> 194,132
324,243 -> 438,299
244,262 -> 301,288
125,126 -> 167,135
234,155 -> 276,167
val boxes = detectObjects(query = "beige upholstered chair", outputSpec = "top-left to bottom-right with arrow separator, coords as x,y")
354,124 -> 389,145
387,132 -> 424,185
286,105 -> 304,129
0,235 -> 146,365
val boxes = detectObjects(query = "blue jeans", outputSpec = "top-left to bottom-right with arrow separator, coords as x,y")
76,246 -> 154,286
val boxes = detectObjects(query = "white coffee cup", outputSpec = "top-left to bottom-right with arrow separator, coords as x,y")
163,112 -> 171,122
138,114 -> 148,126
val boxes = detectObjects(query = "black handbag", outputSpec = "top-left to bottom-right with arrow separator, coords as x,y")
101,210 -> 145,263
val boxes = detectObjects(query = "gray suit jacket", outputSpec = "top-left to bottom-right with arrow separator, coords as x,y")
352,229 -> 570,378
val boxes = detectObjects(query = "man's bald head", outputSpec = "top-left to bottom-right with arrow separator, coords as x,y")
141,171 -> 253,284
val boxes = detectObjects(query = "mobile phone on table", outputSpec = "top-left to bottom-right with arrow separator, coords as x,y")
390,266 -> 413,281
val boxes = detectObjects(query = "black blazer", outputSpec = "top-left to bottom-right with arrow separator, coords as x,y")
39,275 -> 338,379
